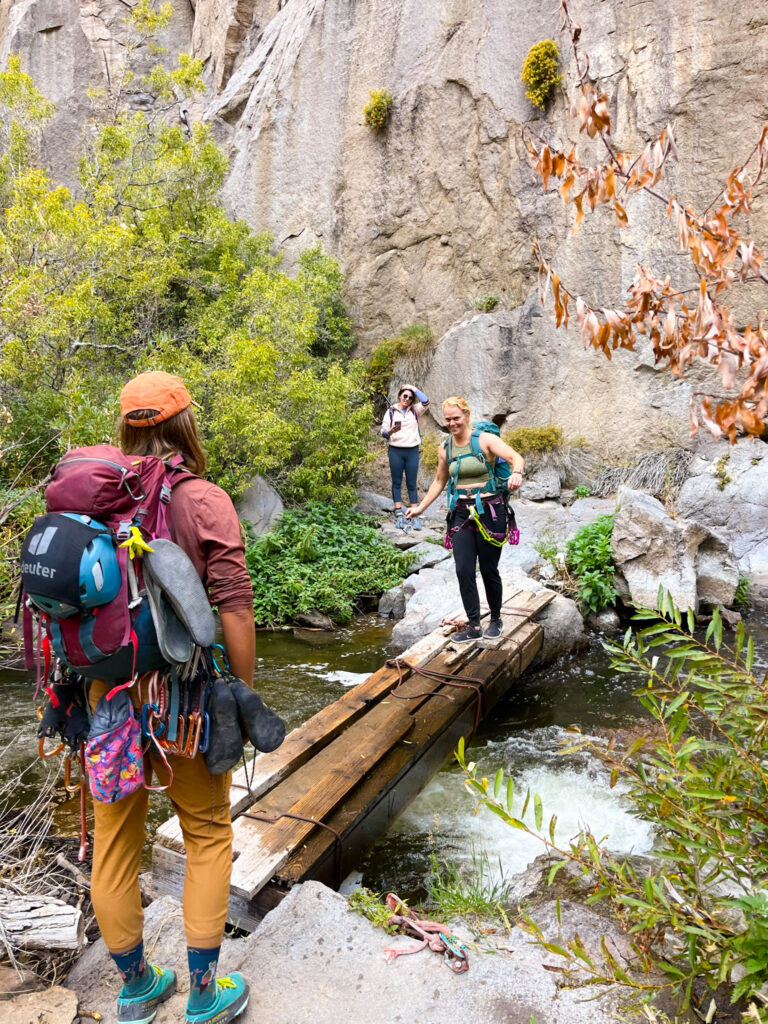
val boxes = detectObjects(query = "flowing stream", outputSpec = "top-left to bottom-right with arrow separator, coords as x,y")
2,610 -> 767,900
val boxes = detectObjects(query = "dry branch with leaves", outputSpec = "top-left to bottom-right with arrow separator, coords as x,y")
526,0 -> 768,442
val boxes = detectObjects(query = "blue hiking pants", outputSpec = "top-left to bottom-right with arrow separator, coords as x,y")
388,445 -> 420,505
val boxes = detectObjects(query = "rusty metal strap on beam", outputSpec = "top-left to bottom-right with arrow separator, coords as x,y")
239,810 -> 345,889
384,658 -> 491,737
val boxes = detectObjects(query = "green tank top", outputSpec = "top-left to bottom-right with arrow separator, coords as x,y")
450,441 -> 491,490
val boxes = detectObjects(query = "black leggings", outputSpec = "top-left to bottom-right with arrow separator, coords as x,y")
388,445 -> 420,505
450,500 -> 506,626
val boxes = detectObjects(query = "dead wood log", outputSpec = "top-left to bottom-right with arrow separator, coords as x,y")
0,889 -> 85,951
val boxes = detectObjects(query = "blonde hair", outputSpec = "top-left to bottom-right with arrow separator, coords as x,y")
442,396 -> 471,416
117,406 -> 207,476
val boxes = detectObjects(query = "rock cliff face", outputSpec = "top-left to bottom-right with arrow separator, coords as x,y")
1,0 -> 766,448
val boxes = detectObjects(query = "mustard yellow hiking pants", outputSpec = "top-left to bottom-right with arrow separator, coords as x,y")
88,679 -> 233,954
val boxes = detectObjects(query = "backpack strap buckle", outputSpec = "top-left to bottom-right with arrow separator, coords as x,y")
116,520 -> 132,541
160,484 -> 172,504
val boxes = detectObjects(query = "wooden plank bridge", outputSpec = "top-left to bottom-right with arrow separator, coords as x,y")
147,587 -> 554,930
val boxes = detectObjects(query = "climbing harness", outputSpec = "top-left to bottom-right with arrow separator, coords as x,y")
444,495 -> 519,551
382,893 -> 469,974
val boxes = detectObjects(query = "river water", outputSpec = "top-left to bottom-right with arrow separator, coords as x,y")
3,610 -> 766,900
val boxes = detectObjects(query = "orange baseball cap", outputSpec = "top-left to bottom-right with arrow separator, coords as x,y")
120,371 -> 195,427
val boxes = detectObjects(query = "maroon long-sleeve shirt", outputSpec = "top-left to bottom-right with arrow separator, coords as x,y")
170,478 -> 254,612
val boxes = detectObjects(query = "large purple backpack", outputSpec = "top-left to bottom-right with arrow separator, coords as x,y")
21,444 -> 193,682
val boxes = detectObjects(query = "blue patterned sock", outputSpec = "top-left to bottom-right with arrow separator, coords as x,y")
187,946 -> 220,1011
111,940 -> 150,995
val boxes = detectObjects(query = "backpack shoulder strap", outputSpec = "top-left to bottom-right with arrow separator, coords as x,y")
469,429 -> 491,465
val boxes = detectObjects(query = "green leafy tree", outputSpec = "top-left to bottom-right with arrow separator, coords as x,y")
0,5 -> 368,503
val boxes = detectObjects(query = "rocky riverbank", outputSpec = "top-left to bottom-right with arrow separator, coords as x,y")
60,882 -> 671,1024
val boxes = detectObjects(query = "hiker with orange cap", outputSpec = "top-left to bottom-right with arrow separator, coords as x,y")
90,370 -> 254,1024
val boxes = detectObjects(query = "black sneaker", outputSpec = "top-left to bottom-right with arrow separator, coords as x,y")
484,618 -> 503,639
452,625 -> 483,643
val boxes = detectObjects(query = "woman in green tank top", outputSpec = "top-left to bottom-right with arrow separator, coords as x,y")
406,397 -> 525,643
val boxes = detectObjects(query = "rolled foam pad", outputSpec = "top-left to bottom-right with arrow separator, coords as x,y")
143,538 -> 216,647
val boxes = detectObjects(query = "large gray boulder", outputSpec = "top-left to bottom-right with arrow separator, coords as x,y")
65,882 -> 650,1024
378,582 -> 406,619
677,439 -> 768,605
236,474 -> 284,535
403,541 -> 452,575
612,486 -> 738,612
391,563 -> 459,648
421,303 -> 697,454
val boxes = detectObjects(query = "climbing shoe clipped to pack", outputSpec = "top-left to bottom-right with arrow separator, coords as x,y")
185,973 -> 250,1024
204,678 -> 244,775
229,677 -> 286,753
117,964 -> 177,1024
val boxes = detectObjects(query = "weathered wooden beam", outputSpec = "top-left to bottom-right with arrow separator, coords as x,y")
279,621 -> 543,887
143,848 -> 285,932
229,702 -> 414,898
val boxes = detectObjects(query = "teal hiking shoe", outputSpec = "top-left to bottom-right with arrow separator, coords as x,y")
185,973 -> 250,1024
117,964 -> 177,1024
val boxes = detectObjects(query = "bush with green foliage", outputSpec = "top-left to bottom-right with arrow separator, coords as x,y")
0,13 -> 368,508
502,425 -> 564,455
473,294 -> 500,312
733,575 -> 751,611
572,484 -> 591,499
245,503 -> 411,625
458,598 -> 768,1012
363,89 -> 394,131
418,433 -> 441,473
365,325 -> 434,413
520,40 -> 562,109
565,514 -> 616,613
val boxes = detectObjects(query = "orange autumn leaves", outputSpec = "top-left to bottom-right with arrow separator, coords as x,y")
527,1 -> 768,442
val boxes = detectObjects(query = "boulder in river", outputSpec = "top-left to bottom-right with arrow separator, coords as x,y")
676,439 -> 768,605
612,486 -> 738,612
378,582 -> 406,620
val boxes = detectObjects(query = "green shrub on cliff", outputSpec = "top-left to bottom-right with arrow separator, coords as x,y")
365,325 -> 434,413
521,40 -> 561,109
502,425 -> 564,454
363,89 -> 394,131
